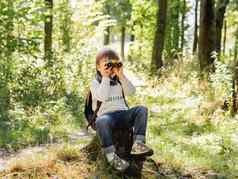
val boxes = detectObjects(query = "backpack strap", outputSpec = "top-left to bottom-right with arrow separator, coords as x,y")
118,80 -> 129,108
87,100 -> 102,130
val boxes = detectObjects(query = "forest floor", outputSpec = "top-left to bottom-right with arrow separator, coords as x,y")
0,129 -> 222,179
0,64 -> 237,178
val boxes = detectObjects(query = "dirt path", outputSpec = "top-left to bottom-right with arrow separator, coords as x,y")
0,128 -> 94,173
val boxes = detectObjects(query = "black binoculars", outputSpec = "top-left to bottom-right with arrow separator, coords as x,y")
105,59 -> 123,69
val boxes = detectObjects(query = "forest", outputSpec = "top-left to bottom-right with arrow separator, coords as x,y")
0,0 -> 238,178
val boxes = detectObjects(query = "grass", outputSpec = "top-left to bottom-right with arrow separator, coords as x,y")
1,144 -> 94,179
56,144 -> 81,162
128,58 -> 238,178
0,95 -> 86,151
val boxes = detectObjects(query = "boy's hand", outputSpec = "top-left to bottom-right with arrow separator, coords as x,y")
113,67 -> 124,79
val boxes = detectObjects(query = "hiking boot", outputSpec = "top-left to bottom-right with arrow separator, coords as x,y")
109,154 -> 130,172
130,142 -> 153,156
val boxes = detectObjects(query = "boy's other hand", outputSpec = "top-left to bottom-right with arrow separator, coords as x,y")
113,66 -> 124,79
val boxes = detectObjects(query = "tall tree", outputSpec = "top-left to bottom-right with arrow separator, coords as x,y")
121,26 -> 126,60
215,0 -> 229,55
59,0 -> 72,52
6,0 -> 14,57
231,29 -> 238,115
165,1 -> 180,58
198,0 -> 216,73
44,0 -> 53,64
104,27 -> 110,45
105,0 -> 131,59
223,19 -> 227,55
180,0 -> 186,54
128,24 -> 135,61
0,0 -> 14,120
103,3 -> 111,45
193,0 -> 199,54
230,0 -> 238,115
151,0 -> 167,71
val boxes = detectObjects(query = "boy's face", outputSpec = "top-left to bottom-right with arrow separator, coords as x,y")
97,58 -> 115,77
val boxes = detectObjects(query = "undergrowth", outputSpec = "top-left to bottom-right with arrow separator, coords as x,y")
127,57 -> 238,178
1,55 -> 238,178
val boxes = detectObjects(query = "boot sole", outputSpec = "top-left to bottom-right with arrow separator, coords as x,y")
130,149 -> 154,157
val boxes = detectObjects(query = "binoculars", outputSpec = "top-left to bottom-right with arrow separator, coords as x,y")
105,59 -> 123,69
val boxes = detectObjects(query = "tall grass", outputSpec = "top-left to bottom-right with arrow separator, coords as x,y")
128,57 -> 238,178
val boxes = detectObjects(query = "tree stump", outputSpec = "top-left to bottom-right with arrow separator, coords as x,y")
112,127 -> 134,158
81,127 -> 134,161
81,128 -> 160,178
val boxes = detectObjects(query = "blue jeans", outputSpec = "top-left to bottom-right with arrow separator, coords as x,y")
95,105 -> 148,154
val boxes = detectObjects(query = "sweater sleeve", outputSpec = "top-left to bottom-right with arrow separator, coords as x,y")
90,77 -> 110,102
119,76 -> 136,96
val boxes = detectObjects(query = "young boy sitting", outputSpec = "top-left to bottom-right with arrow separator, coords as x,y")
90,48 -> 153,172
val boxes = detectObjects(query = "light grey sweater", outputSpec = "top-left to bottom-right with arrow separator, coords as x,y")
90,76 -> 136,116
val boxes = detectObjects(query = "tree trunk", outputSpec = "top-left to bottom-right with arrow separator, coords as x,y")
173,1 -> 180,52
232,31 -> 238,115
6,0 -> 14,57
232,75 -> 237,115
82,128 -> 158,178
130,34 -> 135,42
198,0 -> 216,73
222,19 -> 227,55
61,0 -> 72,52
128,34 -> 135,61
103,27 -> 110,45
82,128 -> 133,160
193,0 -> 199,54
151,0 -> 167,72
103,5 -> 110,45
180,0 -> 186,55
44,0 -> 53,65
121,26 -> 126,61
0,0 -> 14,121
165,1 -> 180,59
215,0 -> 229,55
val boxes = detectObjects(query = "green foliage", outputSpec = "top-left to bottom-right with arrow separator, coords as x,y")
103,0 -> 132,27
210,59 -> 233,101
0,0 -> 104,149
55,0 -> 72,52
8,54 -> 66,107
0,0 -> 44,121
124,57 -> 238,177
56,144 -> 80,162
0,98 -> 70,150
164,0 -> 190,59
0,0 -> 44,57
128,0 -> 157,70
165,0 -> 181,57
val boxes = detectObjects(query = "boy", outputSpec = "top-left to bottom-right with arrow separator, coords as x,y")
90,48 -> 153,171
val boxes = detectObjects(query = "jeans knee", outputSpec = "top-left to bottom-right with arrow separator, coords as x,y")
137,106 -> 148,116
95,116 -> 110,129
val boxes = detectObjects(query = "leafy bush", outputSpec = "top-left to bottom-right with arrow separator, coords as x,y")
210,59 -> 233,101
